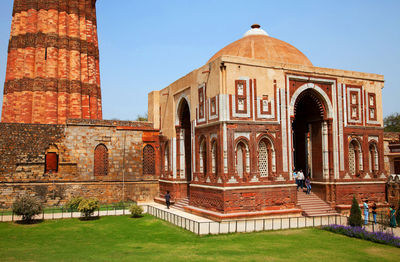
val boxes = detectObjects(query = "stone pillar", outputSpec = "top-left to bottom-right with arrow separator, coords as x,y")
1,0 -> 102,124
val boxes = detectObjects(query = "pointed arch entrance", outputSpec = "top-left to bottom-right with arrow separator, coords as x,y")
292,89 -> 328,180
177,98 -> 192,197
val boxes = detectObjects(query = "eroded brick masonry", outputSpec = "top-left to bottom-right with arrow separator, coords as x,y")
2,0 -> 102,124
0,119 -> 160,207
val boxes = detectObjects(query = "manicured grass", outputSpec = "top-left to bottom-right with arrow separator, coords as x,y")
0,215 -> 399,261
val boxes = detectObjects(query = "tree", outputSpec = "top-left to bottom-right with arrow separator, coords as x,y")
348,195 -> 362,227
384,113 -> 400,132
135,112 -> 148,122
12,195 -> 43,223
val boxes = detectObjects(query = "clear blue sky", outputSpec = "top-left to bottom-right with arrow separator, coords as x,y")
0,0 -> 399,120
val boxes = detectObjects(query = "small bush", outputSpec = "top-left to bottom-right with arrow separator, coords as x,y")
129,204 -> 143,218
12,195 -> 43,222
348,195 -> 362,227
65,196 -> 83,212
77,198 -> 99,218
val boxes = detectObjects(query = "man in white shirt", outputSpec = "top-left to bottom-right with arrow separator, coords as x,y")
297,170 -> 304,190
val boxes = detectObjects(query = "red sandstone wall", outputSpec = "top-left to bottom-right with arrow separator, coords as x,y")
189,186 -> 297,214
2,0 -> 102,124
335,183 -> 386,205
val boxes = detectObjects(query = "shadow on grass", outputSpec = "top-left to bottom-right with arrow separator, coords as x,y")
79,216 -> 100,221
15,219 -> 44,225
130,215 -> 144,219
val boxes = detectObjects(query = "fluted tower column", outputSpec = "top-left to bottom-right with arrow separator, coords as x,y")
1,0 -> 102,124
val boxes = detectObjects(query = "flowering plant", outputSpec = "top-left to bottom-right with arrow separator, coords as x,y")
322,224 -> 400,248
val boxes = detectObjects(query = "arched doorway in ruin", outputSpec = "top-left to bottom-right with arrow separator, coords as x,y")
177,98 -> 192,197
292,89 -> 328,181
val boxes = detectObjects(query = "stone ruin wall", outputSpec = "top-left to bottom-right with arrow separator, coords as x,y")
0,120 -> 159,208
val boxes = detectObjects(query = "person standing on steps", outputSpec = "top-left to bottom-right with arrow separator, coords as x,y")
363,199 -> 369,225
372,202 -> 377,224
389,205 -> 397,228
165,191 -> 171,209
305,176 -> 311,194
297,170 -> 304,191
293,169 -> 298,191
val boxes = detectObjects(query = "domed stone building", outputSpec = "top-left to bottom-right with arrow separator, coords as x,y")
149,25 -> 387,218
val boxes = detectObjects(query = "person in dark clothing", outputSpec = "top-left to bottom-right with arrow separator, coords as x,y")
372,202 -> 377,224
165,191 -> 171,209
305,177 -> 311,194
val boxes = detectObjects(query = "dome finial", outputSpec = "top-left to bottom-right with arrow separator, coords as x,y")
244,24 -> 269,37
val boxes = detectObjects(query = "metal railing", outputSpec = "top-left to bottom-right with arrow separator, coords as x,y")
146,205 -> 349,235
0,204 -> 133,222
1,204 -> 397,237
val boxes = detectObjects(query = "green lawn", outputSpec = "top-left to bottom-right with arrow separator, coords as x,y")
0,215 -> 399,262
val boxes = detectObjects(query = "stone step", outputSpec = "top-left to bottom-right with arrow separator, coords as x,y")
297,191 -> 338,217
173,198 -> 189,211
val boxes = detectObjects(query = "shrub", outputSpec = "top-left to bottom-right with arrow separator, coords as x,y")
12,195 -> 43,222
65,196 -> 83,212
77,198 -> 99,218
129,204 -> 143,218
348,195 -> 362,227
322,224 -> 400,248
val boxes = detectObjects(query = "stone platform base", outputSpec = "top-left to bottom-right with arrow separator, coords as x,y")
154,196 -> 175,206
184,205 -> 302,221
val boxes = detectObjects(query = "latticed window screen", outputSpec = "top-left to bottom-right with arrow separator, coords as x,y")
258,141 -> 269,177
94,144 -> 108,176
349,143 -> 356,175
143,145 -> 155,175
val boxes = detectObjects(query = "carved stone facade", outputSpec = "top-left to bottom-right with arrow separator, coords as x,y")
384,132 -> 400,208
149,25 -> 387,218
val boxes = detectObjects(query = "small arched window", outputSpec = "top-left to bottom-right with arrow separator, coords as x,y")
199,138 -> 207,174
45,145 -> 59,173
211,141 -> 218,174
349,139 -> 362,176
236,141 -> 248,178
369,143 -> 378,172
164,142 -> 169,172
143,144 -> 155,175
94,144 -> 108,176
258,140 -> 269,177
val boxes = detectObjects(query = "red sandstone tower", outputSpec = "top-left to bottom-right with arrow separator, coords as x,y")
1,0 -> 102,124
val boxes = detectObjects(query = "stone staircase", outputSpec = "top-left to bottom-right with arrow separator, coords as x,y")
173,197 -> 189,211
297,190 -> 338,217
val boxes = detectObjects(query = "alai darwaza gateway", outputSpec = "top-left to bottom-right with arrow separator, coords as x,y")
148,24 -> 387,219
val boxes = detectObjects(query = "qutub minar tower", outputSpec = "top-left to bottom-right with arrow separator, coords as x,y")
2,0 -> 102,124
